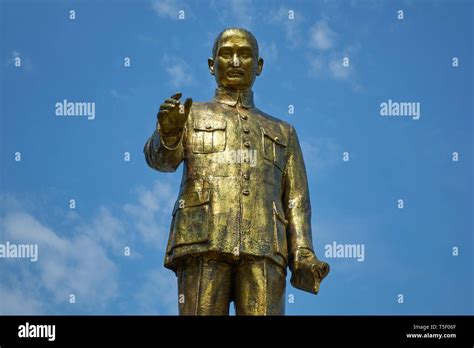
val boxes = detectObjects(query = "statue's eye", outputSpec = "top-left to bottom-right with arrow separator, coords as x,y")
240,49 -> 252,59
220,51 -> 231,58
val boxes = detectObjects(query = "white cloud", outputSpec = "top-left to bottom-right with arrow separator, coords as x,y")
210,0 -> 254,28
110,89 -> 135,101
306,20 -> 362,88
122,179 -> 178,314
77,206 -> 128,254
310,20 -> 336,51
328,57 -> 350,80
229,0 -> 254,27
162,55 -> 194,88
137,33 -> 160,44
309,55 -> 324,77
0,285 -> 43,314
0,176 -> 179,314
267,10 -> 360,86
301,137 -> 342,178
267,6 -> 304,48
133,268 -> 178,314
259,41 -> 278,63
1,211 -> 118,313
123,180 -> 177,250
152,0 -> 181,20
309,53 -> 357,84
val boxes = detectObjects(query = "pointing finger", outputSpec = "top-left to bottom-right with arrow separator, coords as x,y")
170,92 -> 182,100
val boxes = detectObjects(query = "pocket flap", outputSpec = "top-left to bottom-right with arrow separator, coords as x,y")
172,189 -> 211,216
261,127 -> 287,147
194,118 -> 227,131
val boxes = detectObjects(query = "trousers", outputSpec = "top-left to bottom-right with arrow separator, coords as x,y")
176,253 -> 286,315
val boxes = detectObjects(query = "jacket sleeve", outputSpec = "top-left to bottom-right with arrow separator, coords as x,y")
143,122 -> 186,173
282,126 -> 315,262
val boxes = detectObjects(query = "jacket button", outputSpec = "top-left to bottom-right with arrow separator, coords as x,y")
243,127 -> 250,133
244,141 -> 250,147
206,124 -> 211,129
240,114 -> 248,120
243,173 -> 249,180
242,190 -> 249,195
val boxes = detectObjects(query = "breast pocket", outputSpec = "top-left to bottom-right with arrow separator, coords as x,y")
192,118 -> 227,154
168,189 -> 211,251
261,127 -> 287,171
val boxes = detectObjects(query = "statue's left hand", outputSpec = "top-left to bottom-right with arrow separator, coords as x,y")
290,248 -> 330,294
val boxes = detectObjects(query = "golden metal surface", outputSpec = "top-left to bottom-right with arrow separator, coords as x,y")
144,28 -> 329,315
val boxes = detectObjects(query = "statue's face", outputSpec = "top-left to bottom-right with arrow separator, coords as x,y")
209,30 -> 263,90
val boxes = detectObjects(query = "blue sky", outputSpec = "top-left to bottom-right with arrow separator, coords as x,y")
0,0 -> 472,315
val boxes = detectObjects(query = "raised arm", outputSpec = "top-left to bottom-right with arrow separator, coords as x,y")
144,92 -> 192,172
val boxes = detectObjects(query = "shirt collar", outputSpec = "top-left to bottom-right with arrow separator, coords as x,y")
213,87 -> 255,109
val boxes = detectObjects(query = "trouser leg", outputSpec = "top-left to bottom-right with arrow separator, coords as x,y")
233,256 -> 286,315
176,254 -> 232,315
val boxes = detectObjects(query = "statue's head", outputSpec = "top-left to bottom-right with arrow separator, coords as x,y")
208,28 -> 264,91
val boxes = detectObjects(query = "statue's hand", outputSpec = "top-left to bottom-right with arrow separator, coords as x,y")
290,248 -> 330,295
157,92 -> 193,134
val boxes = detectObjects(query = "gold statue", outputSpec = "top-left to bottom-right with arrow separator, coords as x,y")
144,28 -> 329,315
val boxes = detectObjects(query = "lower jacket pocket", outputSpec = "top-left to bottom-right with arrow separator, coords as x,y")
169,189 -> 211,250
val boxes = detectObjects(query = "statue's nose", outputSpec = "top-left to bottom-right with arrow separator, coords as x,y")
232,54 -> 240,67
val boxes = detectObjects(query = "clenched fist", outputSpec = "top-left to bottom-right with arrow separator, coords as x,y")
157,92 -> 193,134
290,248 -> 330,295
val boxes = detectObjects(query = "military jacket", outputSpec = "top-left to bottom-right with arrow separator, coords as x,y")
144,88 -> 315,272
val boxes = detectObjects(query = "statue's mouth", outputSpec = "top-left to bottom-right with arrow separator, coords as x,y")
227,69 -> 245,77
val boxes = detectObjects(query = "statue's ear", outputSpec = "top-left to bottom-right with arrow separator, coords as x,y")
256,57 -> 264,76
208,58 -> 215,75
